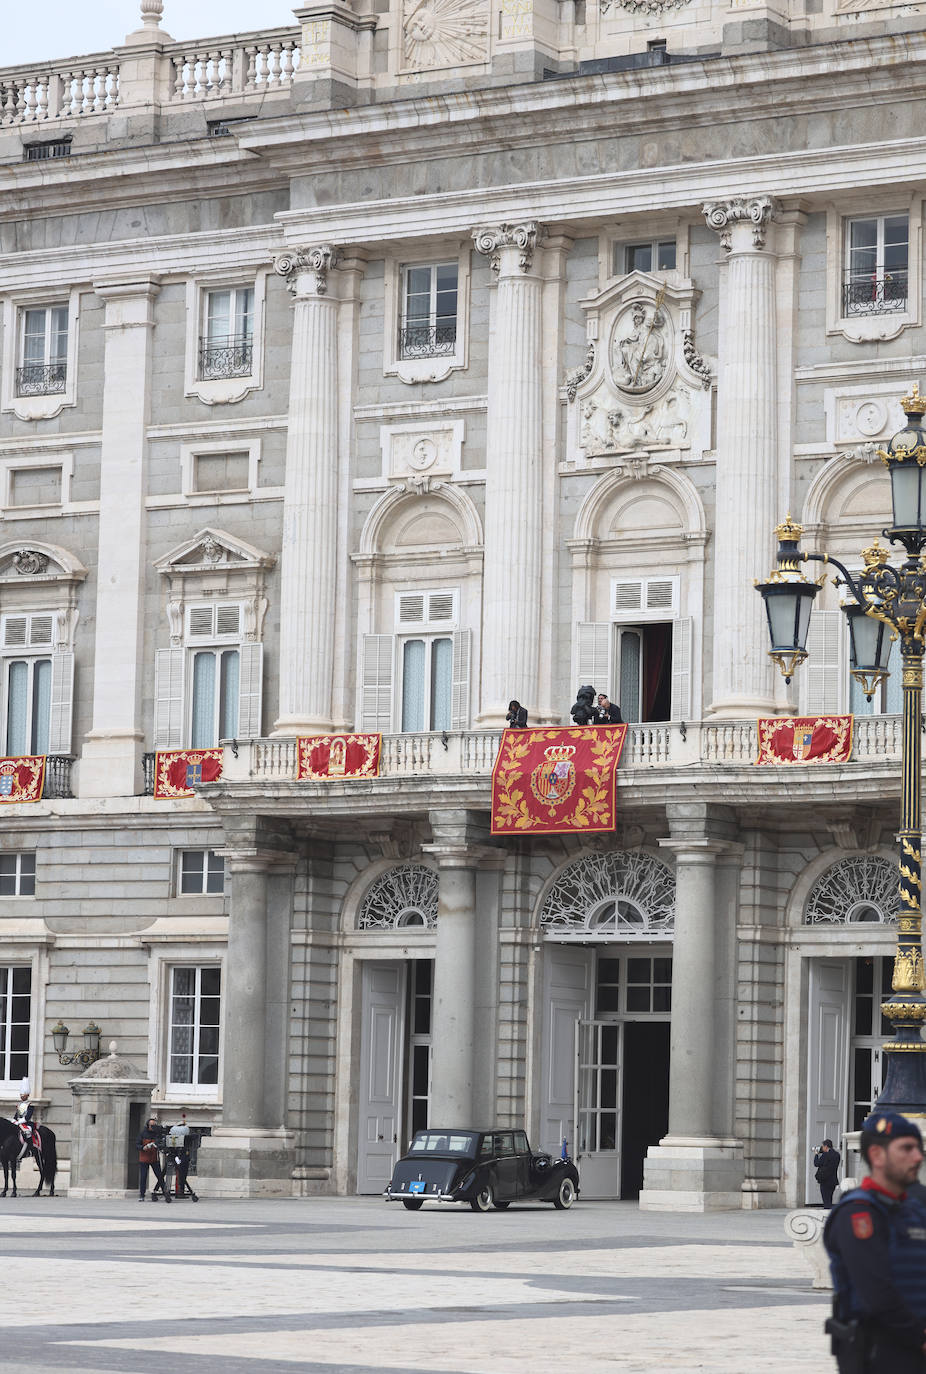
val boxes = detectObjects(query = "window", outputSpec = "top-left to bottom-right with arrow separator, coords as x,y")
167,965 -> 221,1091
399,264 -> 458,359
23,139 -> 71,161
0,965 -> 30,1082
2,612 -> 54,756
178,850 -> 225,895
199,286 -> 254,380
844,215 -> 908,316
188,603 -> 242,748
576,576 -> 691,723
17,305 -> 68,396
0,853 -> 35,897
396,589 -> 457,732
617,240 -> 676,275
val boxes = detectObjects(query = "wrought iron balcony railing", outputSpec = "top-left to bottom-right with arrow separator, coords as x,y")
843,270 -> 908,316
44,755 -> 74,799
198,333 -> 254,380
142,751 -> 156,796
15,363 -> 67,396
398,321 -> 457,359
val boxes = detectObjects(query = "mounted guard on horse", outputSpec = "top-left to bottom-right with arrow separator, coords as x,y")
12,1079 -> 42,1166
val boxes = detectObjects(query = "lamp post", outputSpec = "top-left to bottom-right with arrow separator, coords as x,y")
757,383 -> 926,1117
51,1019 -> 103,1069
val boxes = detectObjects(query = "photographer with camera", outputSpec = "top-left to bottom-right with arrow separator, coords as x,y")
136,1115 -> 171,1203
505,700 -> 527,729
815,1138 -> 842,1209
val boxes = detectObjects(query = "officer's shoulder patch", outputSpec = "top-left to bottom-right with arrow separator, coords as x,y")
851,1211 -> 874,1239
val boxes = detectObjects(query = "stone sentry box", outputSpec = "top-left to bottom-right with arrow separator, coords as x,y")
67,1044 -> 155,1198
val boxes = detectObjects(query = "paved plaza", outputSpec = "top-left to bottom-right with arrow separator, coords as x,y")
0,1183 -> 834,1374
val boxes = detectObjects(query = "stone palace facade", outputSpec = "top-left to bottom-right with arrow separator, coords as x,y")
0,0 -> 921,1206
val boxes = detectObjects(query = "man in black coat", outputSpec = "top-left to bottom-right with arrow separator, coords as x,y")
595,693 -> 624,724
815,1138 -> 841,1209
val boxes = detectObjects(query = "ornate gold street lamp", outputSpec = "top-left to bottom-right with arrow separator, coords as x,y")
757,384 -> 926,1116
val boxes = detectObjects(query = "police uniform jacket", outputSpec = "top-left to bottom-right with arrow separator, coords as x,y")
824,1179 -> 926,1353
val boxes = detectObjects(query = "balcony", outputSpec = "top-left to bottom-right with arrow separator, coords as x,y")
398,322 -> 458,360
843,270 -> 908,316
15,363 -> 66,396
198,333 -> 254,380
44,755 -> 74,799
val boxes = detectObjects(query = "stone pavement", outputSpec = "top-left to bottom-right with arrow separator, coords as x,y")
0,1190 -> 832,1374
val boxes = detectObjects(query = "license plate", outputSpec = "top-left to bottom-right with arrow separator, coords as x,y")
408,1180 -> 426,1195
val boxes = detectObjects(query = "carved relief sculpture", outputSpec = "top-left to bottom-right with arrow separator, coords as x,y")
610,298 -> 670,395
701,196 -> 780,252
12,549 -> 49,575
273,245 -> 341,295
402,0 -> 489,69
472,222 -> 545,276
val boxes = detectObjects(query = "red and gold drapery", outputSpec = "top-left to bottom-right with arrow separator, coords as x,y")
297,734 -> 381,781
153,748 -> 224,799
491,725 -> 628,836
755,716 -> 853,765
0,756 -> 45,803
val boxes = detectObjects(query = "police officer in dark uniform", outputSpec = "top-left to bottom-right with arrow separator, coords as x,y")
824,1110 -> 926,1372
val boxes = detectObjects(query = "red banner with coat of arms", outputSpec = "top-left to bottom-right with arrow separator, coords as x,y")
297,734 -> 381,781
153,748 -> 223,799
755,716 -> 853,765
0,756 -> 45,803
491,725 -> 628,836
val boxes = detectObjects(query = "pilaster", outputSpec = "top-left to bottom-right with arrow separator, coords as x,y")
80,278 -> 160,799
703,196 -> 782,719
473,223 -> 546,728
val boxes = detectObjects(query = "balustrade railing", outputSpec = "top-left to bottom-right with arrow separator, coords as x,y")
199,334 -> 253,380
44,756 -> 74,799
16,363 -> 66,396
399,322 -> 458,359
843,270 -> 908,316
0,60 -> 119,126
168,31 -> 301,101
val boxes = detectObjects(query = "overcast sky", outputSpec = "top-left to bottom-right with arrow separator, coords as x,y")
3,2 -> 299,68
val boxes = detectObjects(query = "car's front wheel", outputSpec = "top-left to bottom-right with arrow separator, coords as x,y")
552,1177 -> 576,1210
470,1182 -> 494,1212
402,1198 -> 424,1211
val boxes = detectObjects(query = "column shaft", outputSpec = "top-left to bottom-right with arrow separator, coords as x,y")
706,201 -> 780,716
430,865 -> 478,1123
476,229 -> 544,725
667,852 -> 718,1138
274,249 -> 340,733
223,862 -> 270,1129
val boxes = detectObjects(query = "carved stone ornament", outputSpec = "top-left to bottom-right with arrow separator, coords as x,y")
199,534 -> 223,563
402,0 -> 489,70
472,222 -> 545,276
565,343 -> 596,402
273,245 -> 341,296
682,330 -> 712,391
11,549 -> 49,576
702,196 -> 780,252
610,298 -> 671,395
580,389 -> 690,456
600,0 -> 690,13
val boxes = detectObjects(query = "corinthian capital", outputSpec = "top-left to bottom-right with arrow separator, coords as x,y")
273,245 -> 341,295
472,222 -> 546,276
701,196 -> 781,252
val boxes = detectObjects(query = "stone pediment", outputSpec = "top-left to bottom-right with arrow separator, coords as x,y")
154,528 -> 276,576
0,541 -> 87,586
564,271 -> 715,467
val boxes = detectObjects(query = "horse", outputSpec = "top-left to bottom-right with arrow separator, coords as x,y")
0,1115 -> 57,1197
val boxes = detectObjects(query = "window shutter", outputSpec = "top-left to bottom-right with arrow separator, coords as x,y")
801,610 -> 843,715
236,643 -> 263,738
645,579 -> 676,612
154,648 -> 185,748
428,592 -> 455,624
3,617 -> 27,648
29,615 -> 53,646
669,617 -> 693,721
613,581 -> 644,614
360,634 -> 394,732
576,623 -> 612,691
189,606 -> 214,639
450,629 -> 471,731
397,594 -> 426,626
215,604 -> 241,637
48,650 -> 74,753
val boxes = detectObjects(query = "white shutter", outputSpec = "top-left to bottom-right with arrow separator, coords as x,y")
645,579 -> 676,612
236,643 -> 263,738
48,649 -> 74,753
154,647 -> 185,748
216,604 -> 241,637
669,617 -> 693,721
361,634 -> 394,732
801,610 -> 843,715
450,629 -> 471,730
613,581 -> 644,614
29,615 -> 53,646
397,594 -> 426,626
428,592 -> 455,624
189,606 -> 214,639
576,622 -> 612,692
2,617 -> 27,648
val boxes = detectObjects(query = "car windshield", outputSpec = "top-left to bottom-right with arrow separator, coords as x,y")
407,1131 -> 478,1157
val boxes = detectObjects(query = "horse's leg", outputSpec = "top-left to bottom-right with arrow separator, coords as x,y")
32,1148 -> 43,1196
1,1157 -> 7,1197
10,1157 -> 17,1198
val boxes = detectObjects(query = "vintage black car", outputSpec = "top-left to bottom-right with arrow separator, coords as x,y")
384,1128 -> 580,1211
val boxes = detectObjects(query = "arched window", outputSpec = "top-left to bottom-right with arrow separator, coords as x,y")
804,855 -> 896,925
357,863 -> 439,930
540,851 -> 675,940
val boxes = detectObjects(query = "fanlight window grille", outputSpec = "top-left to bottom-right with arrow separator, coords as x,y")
804,855 -> 897,925
357,863 -> 438,930
540,852 -> 675,940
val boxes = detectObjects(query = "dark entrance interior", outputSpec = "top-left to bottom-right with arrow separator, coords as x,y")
620,1020 -> 670,1198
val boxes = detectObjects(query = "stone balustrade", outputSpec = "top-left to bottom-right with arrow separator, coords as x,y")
167,31 -> 302,102
215,715 -> 905,784
0,57 -> 120,125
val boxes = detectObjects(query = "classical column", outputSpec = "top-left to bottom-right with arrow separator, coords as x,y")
639,803 -> 745,1212
424,810 -> 498,1123
473,223 -> 546,727
80,278 -> 160,798
197,823 -> 296,1196
272,246 -> 342,735
702,196 -> 782,718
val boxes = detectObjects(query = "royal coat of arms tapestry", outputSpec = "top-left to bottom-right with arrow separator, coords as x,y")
755,716 -> 853,765
491,725 -> 628,836
153,748 -> 224,799
0,756 -> 45,804
297,734 -> 381,781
